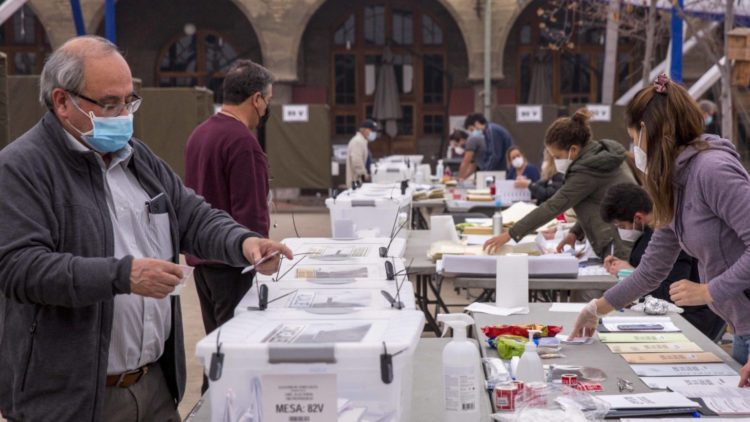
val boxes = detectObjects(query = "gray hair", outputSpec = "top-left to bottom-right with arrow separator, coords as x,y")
39,35 -> 120,109
698,99 -> 717,115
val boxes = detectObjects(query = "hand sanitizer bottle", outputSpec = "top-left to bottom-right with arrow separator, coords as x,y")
438,314 -> 481,422
515,329 -> 545,383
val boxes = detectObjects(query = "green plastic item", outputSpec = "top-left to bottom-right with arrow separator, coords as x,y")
495,335 -> 527,360
617,268 -> 635,280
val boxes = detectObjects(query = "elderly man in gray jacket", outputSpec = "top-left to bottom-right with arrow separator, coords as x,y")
0,36 -> 292,421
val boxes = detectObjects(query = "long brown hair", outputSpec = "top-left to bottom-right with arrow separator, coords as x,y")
625,77 -> 705,227
544,108 -> 592,150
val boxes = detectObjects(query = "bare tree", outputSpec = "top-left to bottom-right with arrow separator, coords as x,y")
642,0 -> 658,85
538,0 -> 671,101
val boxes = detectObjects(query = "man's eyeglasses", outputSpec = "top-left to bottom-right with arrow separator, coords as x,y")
68,91 -> 142,116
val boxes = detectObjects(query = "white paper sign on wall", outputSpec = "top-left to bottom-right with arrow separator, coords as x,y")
516,105 -> 543,123
283,105 -> 309,122
586,104 -> 612,122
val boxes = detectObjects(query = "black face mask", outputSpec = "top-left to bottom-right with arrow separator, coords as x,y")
256,96 -> 270,128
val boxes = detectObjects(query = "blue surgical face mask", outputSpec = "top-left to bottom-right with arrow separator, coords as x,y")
471,129 -> 482,137
70,96 -> 133,153
705,115 -> 714,126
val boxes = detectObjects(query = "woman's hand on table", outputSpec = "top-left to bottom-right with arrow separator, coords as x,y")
740,361 -> 750,387
556,232 -> 577,253
570,298 -> 614,338
483,232 -> 511,254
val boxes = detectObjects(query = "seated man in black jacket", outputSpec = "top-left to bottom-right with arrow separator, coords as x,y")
601,183 -> 725,340
601,184 -> 725,339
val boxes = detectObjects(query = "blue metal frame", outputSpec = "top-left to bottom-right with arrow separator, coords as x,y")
670,0 -> 684,83
69,0 -> 86,36
105,0 -> 116,44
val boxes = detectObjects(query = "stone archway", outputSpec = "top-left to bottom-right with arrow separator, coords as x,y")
86,0 -> 263,92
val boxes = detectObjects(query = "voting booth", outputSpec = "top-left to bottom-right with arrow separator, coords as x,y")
196,310 -> 424,422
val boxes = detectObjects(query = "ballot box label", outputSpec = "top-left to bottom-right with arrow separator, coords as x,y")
263,374 -> 337,422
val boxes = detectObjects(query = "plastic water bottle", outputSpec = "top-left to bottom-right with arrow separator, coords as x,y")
436,160 -> 444,182
492,200 -> 503,236
492,211 -> 503,236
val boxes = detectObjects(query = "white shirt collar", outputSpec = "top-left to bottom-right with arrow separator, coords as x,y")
63,129 -> 133,169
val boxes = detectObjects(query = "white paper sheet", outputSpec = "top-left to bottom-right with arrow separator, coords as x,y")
621,419 -> 750,422
596,392 -> 698,409
601,316 -> 680,332
630,363 -> 737,377
640,375 -> 740,390
555,334 -> 594,345
704,397 -> 750,415
549,303 -> 587,313
668,385 -> 750,398
465,235 -> 493,246
465,302 -> 528,316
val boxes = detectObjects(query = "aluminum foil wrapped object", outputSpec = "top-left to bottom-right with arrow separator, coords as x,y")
630,295 -> 684,315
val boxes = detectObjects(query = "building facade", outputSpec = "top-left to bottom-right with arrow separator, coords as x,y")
0,0 -> 722,158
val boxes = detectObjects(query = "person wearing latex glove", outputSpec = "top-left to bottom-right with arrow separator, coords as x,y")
483,108 -> 636,257
569,73 -> 750,388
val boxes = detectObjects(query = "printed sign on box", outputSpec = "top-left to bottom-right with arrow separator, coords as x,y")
516,105 -> 543,123
283,105 -> 309,122
263,373 -> 337,422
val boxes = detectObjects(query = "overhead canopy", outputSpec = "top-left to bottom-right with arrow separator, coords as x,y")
624,0 -> 750,23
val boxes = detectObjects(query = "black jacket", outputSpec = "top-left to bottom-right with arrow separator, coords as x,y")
528,173 -> 564,204
630,227 -> 724,339
0,113 -> 256,421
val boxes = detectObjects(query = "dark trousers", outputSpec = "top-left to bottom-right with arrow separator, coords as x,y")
194,264 -> 254,393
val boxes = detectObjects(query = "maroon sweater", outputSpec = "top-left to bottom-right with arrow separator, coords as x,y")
184,113 -> 269,266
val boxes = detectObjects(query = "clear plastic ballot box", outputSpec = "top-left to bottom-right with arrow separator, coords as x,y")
277,237 -> 408,261
196,310 -> 425,422
326,184 -> 412,239
256,258 -> 407,283
234,279 -> 416,315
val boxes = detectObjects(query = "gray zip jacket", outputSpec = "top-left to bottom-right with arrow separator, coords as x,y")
0,113 -> 257,421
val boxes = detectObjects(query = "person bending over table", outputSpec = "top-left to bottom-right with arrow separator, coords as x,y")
600,183 -> 724,339
570,74 -> 750,388
483,108 -> 637,261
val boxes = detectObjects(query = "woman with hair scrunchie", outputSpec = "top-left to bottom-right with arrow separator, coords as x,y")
570,74 -> 750,387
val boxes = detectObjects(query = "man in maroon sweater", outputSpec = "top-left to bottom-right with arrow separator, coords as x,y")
184,60 -> 272,391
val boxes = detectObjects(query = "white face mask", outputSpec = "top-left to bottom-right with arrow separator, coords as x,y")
618,227 -> 643,243
618,218 -> 644,243
454,146 -> 465,155
367,131 -> 377,142
511,156 -> 524,169
554,149 -> 573,174
634,128 -> 647,173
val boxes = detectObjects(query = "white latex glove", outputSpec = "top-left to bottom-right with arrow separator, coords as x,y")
570,299 -> 602,338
